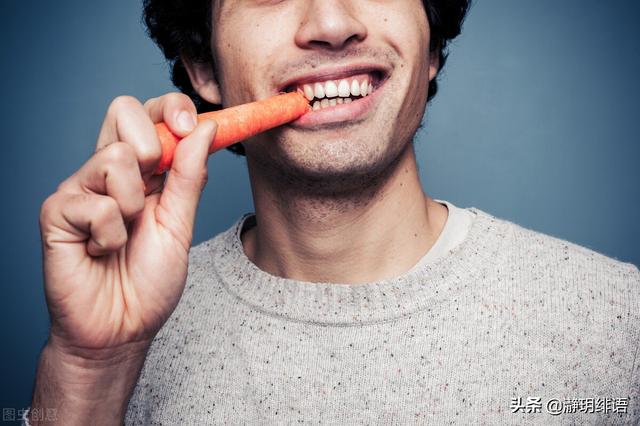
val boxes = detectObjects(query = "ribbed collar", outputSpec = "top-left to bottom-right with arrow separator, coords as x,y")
211,207 -> 511,326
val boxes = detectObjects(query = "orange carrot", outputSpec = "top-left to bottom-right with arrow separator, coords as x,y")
154,92 -> 309,174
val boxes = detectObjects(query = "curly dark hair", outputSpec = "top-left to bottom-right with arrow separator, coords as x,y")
143,0 -> 471,155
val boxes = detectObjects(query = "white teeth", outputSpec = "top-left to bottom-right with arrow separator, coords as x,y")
311,98 -> 346,110
298,75 -> 375,106
337,80 -> 350,97
324,81 -> 338,98
303,84 -> 314,101
350,79 -> 360,96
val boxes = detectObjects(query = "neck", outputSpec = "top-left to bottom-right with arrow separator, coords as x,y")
242,145 -> 448,284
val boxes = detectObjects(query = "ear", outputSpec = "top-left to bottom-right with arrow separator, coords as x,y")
181,55 -> 222,105
428,48 -> 440,82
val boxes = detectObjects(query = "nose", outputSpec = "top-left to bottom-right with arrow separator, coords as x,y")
294,0 -> 367,51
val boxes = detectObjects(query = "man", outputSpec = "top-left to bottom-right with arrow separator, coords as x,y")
27,0 -> 639,424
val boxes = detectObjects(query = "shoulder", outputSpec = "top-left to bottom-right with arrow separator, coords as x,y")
471,209 -> 640,406
471,207 -> 640,336
472,207 -> 639,287
506,212 -> 638,288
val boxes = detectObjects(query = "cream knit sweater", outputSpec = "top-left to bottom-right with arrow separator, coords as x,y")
124,206 -> 639,425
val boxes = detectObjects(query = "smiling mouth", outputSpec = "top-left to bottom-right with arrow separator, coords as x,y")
282,70 -> 386,110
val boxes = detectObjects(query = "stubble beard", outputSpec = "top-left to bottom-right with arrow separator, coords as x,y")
247,126 -> 416,219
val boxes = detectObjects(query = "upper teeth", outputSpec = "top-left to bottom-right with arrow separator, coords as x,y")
298,76 -> 372,102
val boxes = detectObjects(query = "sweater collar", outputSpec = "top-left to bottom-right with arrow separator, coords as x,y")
211,207 -> 511,325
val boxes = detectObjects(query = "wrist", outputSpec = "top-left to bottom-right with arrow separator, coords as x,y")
29,338 -> 150,425
46,333 -> 152,367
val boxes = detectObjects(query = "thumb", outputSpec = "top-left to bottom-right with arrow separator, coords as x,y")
157,120 -> 217,242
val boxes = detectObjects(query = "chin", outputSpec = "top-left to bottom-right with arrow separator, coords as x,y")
264,134 -> 410,196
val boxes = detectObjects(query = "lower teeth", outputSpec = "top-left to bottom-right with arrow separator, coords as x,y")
312,96 -> 359,110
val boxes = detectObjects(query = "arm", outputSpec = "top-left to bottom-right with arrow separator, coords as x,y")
28,342 -> 147,425
29,93 -> 216,425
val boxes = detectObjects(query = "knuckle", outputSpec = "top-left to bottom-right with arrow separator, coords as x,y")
39,193 -> 60,225
108,95 -> 141,115
95,230 -> 127,252
164,92 -> 196,115
103,142 -> 136,167
94,196 -> 120,220
137,139 -> 162,164
165,92 -> 191,105
56,179 -> 74,194
143,96 -> 159,109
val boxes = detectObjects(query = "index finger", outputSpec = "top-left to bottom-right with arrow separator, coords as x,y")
143,92 -> 198,138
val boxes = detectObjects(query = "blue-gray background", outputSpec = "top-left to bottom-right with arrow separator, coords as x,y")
1,0 -> 638,419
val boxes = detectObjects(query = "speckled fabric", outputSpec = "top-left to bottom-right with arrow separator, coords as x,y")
124,207 -> 640,425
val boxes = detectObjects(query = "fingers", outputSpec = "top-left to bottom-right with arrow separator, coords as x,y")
144,93 -> 198,137
96,93 -> 197,177
43,141 -> 151,258
96,96 -> 162,176
60,142 -> 145,222
41,92 -> 202,258
156,120 -> 217,247
40,192 -> 127,257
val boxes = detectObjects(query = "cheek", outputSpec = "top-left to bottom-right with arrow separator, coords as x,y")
377,0 -> 429,56
378,3 -> 430,139
375,1 -> 431,98
213,18 -> 282,105
403,12 -> 431,77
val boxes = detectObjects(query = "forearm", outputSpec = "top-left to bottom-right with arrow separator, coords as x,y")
28,341 -> 148,426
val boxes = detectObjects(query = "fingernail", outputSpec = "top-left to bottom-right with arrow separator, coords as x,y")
177,110 -> 196,133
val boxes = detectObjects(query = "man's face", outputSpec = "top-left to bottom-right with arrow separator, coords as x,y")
210,0 -> 436,187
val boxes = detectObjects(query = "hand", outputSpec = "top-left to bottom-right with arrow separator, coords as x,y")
39,93 -> 216,360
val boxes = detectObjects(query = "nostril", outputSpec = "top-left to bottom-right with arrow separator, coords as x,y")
308,39 -> 335,50
344,33 -> 363,46
308,35 -> 361,51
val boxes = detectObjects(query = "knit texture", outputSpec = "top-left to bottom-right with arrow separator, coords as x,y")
125,207 -> 640,425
